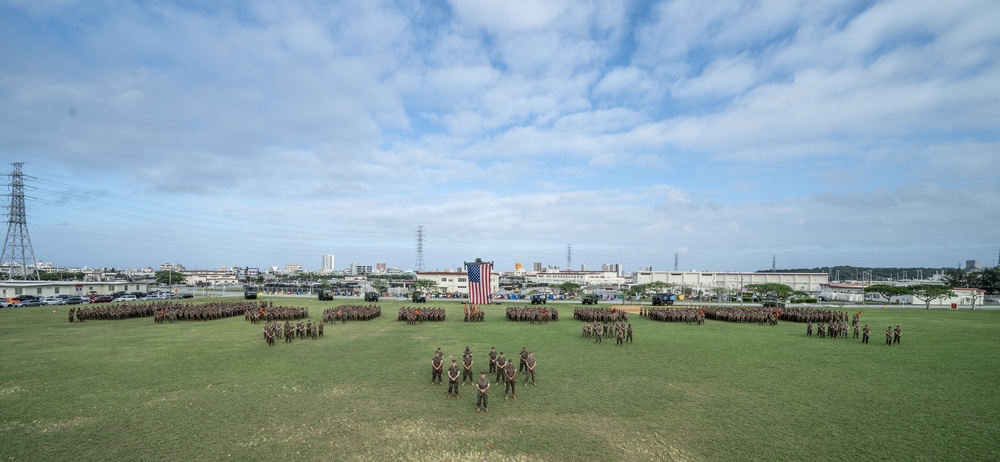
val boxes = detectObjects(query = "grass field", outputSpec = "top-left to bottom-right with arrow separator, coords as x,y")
1,298 -> 999,461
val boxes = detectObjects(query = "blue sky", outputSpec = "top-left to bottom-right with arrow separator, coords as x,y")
1,0 -> 998,273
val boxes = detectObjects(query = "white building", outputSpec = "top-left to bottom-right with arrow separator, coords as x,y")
322,254 -> 335,273
633,271 -> 829,295
181,269 -> 238,286
415,270 -> 499,295
1,281 -> 149,298
528,270 -> 626,288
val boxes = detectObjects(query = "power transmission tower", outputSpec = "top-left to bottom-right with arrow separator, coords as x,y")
674,252 -> 679,271
772,255 -> 776,271
566,244 -> 572,270
415,225 -> 425,272
1,163 -> 40,280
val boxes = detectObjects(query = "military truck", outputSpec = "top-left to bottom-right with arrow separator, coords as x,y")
364,292 -> 380,302
530,294 -> 547,305
581,294 -> 600,305
651,293 -> 675,306
762,299 -> 785,309
244,285 -> 258,300
411,291 -> 427,303
317,289 -> 335,301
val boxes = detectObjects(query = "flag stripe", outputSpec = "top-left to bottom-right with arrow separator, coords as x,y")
467,262 -> 492,305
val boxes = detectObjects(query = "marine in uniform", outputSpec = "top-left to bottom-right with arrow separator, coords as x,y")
432,355 -> 444,385
523,352 -> 536,386
476,372 -> 490,413
503,360 -> 517,399
447,360 -> 460,399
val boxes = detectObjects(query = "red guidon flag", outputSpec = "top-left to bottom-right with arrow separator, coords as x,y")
466,261 -> 493,305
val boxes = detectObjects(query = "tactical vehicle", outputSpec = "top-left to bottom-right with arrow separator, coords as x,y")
412,291 -> 427,303
530,294 -> 547,305
364,292 -> 380,302
762,299 -> 786,309
317,290 -> 335,301
244,286 -> 258,300
651,293 -> 675,306
581,294 -> 600,305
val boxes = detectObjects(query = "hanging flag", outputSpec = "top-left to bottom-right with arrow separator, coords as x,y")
467,261 -> 493,305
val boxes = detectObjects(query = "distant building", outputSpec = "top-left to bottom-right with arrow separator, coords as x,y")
529,270 -> 625,287
322,254 -> 336,273
347,263 -> 372,276
285,264 -> 303,274
415,270 -> 499,295
634,271 -> 829,295
966,260 -> 980,270
1,281 -> 149,298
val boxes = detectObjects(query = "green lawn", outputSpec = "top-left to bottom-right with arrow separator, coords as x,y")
1,299 -> 998,461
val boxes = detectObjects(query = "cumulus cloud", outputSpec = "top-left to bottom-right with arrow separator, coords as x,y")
2,0 -> 998,271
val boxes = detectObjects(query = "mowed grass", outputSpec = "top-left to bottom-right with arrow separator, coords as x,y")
1,299 -> 999,462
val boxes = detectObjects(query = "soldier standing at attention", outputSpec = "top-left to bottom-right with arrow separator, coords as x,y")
431,354 -> 444,385
518,347 -> 529,373
495,353 -> 508,385
893,325 -> 901,345
476,372 -> 490,413
488,347 -> 498,375
853,323 -> 860,339
462,354 -> 475,386
626,324 -> 633,344
447,360 -> 461,399
595,323 -> 604,344
862,325 -> 870,344
503,358 -> 517,399
524,352 -> 537,386
807,321 -> 813,336
616,326 -> 624,346
886,326 -> 893,346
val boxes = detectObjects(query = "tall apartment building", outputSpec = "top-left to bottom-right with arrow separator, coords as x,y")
322,254 -> 336,273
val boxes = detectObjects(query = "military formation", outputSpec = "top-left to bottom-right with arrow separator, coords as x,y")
573,307 -> 628,323
398,306 -> 446,324
321,304 -> 381,323
431,345 -> 539,413
642,307 -> 705,324
505,306 -> 558,323
244,302 -> 309,323
71,300 -> 263,322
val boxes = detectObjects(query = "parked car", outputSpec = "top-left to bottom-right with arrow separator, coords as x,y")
14,299 -> 44,307
90,295 -> 114,303
63,296 -> 86,305
178,293 -> 193,299
42,297 -> 65,305
113,295 -> 138,302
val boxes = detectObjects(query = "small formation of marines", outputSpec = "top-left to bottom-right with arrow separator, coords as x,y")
806,311 -> 902,346
262,319 -> 325,346
582,321 -> 633,346
321,304 -> 381,323
398,306 -> 446,324
505,306 -> 558,323
463,305 -> 485,322
432,345 -> 538,413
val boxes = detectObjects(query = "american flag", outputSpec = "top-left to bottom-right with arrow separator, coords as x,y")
466,261 -> 493,305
